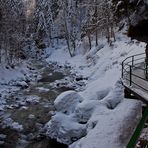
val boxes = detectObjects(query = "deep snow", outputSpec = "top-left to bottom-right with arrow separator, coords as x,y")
45,32 -> 146,147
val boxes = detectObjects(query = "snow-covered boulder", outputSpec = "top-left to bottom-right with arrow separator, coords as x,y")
101,81 -> 124,109
45,112 -> 86,144
74,100 -> 99,123
54,91 -> 83,114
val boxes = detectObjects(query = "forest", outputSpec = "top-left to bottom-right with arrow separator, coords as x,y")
1,0 -> 147,65
0,0 -> 148,148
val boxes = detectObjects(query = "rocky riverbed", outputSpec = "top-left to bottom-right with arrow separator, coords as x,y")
0,60 -> 87,148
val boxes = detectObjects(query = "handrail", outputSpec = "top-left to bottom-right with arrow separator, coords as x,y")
121,53 -> 148,92
122,53 -> 145,63
122,53 -> 148,148
127,106 -> 148,148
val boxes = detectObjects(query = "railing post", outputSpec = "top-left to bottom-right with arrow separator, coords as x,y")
122,62 -> 123,78
132,56 -> 134,67
130,65 -> 132,86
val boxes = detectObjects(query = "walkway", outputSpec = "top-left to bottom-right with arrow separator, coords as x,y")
122,53 -> 148,148
122,53 -> 148,104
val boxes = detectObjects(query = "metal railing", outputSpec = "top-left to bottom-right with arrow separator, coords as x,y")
122,53 -> 148,91
122,53 -> 148,148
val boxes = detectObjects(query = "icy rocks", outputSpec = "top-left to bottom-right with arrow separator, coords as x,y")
26,95 -> 40,104
28,114 -> 35,119
0,134 -> 6,145
1,118 -> 23,132
16,81 -> 28,89
54,91 -> 83,114
0,134 -> 6,140
0,141 -> 4,145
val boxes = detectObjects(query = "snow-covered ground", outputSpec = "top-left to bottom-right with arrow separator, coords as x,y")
0,60 -> 36,110
45,32 -> 146,147
0,30 -> 147,147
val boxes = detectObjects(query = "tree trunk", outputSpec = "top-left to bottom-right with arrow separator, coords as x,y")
88,33 -> 92,50
95,29 -> 98,46
95,0 -> 98,46
111,25 -> 115,41
63,7 -> 73,57
66,36 -> 73,57
106,26 -> 110,43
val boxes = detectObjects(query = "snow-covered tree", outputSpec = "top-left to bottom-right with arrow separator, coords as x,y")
0,0 -> 26,65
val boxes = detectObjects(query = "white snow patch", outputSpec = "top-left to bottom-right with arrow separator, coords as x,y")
36,87 -> 50,92
26,95 -> 40,103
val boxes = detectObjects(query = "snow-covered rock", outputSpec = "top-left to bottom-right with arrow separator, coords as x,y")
36,87 -> 49,92
26,95 -> 40,104
1,118 -> 23,132
16,81 -> 28,89
28,114 -> 35,119
54,91 -> 83,114
0,141 -> 4,145
45,112 -> 86,144
74,100 -> 99,123
0,134 -> 6,139
101,80 -> 124,109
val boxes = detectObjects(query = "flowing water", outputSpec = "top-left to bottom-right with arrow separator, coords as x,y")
0,61 -> 77,148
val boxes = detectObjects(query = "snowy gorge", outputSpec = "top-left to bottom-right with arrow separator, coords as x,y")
1,0 -> 148,147
0,27 -> 146,147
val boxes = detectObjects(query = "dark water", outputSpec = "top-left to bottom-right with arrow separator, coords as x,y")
0,61 -> 72,148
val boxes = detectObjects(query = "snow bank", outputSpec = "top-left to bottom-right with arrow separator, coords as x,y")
45,81 -> 142,147
0,62 -> 31,85
70,99 -> 142,148
45,33 -> 144,147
